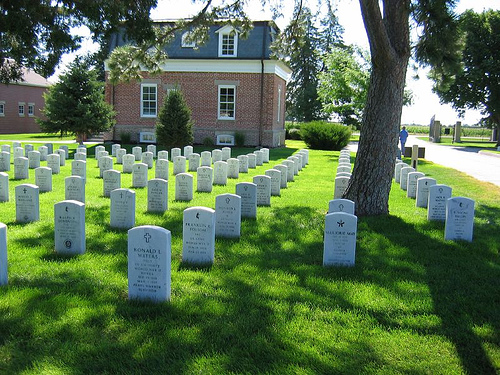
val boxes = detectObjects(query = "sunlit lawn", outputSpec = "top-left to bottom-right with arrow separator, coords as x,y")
0,139 -> 498,374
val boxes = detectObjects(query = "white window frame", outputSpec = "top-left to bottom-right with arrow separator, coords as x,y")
0,101 -> 4,116
18,102 -> 25,117
28,103 -> 35,117
181,32 -> 196,48
217,26 -> 238,57
140,83 -> 157,118
218,85 -> 236,120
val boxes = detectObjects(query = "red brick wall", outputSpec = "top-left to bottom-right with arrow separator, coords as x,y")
105,71 -> 287,147
0,84 -> 46,133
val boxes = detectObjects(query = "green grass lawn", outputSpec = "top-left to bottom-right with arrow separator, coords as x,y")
0,140 -> 499,374
0,133 -> 76,142
417,136 -> 497,149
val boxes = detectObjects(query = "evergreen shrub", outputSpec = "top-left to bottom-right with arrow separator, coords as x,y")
300,121 -> 351,150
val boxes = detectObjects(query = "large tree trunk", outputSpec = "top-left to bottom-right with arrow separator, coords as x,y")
344,0 -> 411,216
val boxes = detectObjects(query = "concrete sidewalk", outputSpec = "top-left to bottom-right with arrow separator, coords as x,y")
347,135 -> 500,188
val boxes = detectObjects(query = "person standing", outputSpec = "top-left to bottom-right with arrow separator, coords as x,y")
399,126 -> 408,156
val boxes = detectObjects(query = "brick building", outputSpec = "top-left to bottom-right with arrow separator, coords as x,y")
0,68 -> 50,133
105,21 -> 291,147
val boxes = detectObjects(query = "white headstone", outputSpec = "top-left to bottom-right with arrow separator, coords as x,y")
141,151 -> 154,169
46,154 -> 61,174
56,149 -> 66,166
236,182 -> 257,218
337,165 -> 351,174
188,153 -> 201,172
255,150 -> 264,166
148,178 -> 168,213
407,172 -> 425,198
394,162 -> 407,182
111,143 -> 121,157
128,225 -> 171,302
146,144 -> 157,158
297,151 -> 307,168
14,147 -> 24,159
175,173 -> 193,201
155,159 -> 169,180
212,149 -> 222,162
74,152 -> 86,161
122,154 -> 135,174
183,145 -> 193,158
428,184 -> 452,221
334,176 -> 350,199
77,146 -> 87,155
15,184 -> 39,223
288,156 -> 300,175
247,153 -> 256,169
227,158 -> 239,179
0,151 -> 9,172
97,150 -> 109,165
71,160 -> 87,183
99,156 -> 113,178
35,167 -> 52,192
116,148 -> 126,164
14,157 -> 29,180
265,169 -> 281,196
221,147 -> 231,161
28,150 -> 40,169
237,155 -> 248,173
444,197 -> 475,242
416,177 -> 437,208
328,199 -> 355,214
295,154 -> 303,171
336,172 -> 352,178
24,144 -> 33,157
261,148 -> 270,163
281,160 -> 294,182
0,172 -> 9,202
158,150 -> 169,161
196,166 -> 213,193
400,166 -> 415,191
173,156 -> 186,175
0,223 -> 7,285
171,147 -> 181,161
182,207 -> 216,264
213,161 -> 228,186
215,193 -> 241,238
253,175 -> 271,206
1,144 -> 10,153
132,146 -> 142,161
323,212 -> 357,267
273,164 -> 288,189
12,141 -> 21,149
132,163 -> 148,188
95,145 -> 105,159
65,176 -> 85,203
110,189 -> 136,229
201,151 -> 212,167
45,143 -> 53,154
54,200 -> 85,255
38,145 -> 48,161
103,169 -> 121,197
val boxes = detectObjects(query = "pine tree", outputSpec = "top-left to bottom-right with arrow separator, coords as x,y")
156,89 -> 194,149
37,58 -> 115,143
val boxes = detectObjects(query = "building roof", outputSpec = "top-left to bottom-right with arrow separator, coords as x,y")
16,67 -> 51,88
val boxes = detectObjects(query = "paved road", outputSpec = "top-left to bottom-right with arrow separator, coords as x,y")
347,135 -> 500,188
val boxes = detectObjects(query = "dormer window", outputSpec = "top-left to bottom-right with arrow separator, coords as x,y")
216,25 -> 238,57
181,32 -> 196,48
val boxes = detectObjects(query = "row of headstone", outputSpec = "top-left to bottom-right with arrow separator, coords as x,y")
394,159 -> 474,242
334,149 -> 352,199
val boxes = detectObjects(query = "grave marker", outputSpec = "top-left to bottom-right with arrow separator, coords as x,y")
273,164 -> 288,189
255,150 -> 264,166
116,148 -> 126,164
227,158 -> 239,179
14,157 -> 29,180
147,144 -> 157,158
197,166 -> 213,193
24,144 -> 33,157
158,150 -> 169,160
110,189 -> 136,229
182,207 -> 216,264
328,199 -> 355,214
247,153 -> 256,169
65,176 -> 85,203
400,166 -> 415,191
253,175 -> 271,206
237,155 -> 248,173
188,153 -> 201,172
184,145 -> 193,158
54,200 -> 85,255
99,156 -> 113,178
56,149 -> 66,166
35,167 -> 52,192
171,147 -> 181,161
261,148 -> 270,163
173,156 -> 186,175
444,197 -> 475,242
221,147 -> 231,161
15,184 -> 39,223
47,154 -> 61,174
38,145 -> 48,161
215,193 -> 241,238
213,161 -> 228,185
212,149 -> 222,162
112,144 -> 121,157
428,184 -> 452,221
122,154 -> 135,174
45,143 -> 53,154
74,152 -> 86,161
236,182 -> 257,218
175,173 -> 193,201
416,177 -> 437,208
141,151 -> 154,169
71,160 -> 87,183
323,212 -> 357,267
337,165 -> 351,174
265,169 -> 281,196
0,172 -> 9,202
282,160 -> 295,182
14,147 -> 23,159
132,163 -> 148,188
148,178 -> 168,213
334,176 -> 350,199
201,151 -> 212,167
28,150 -> 40,169
0,223 -> 6,285
132,146 -> 142,161
394,162 -> 407,182
103,169 -> 121,197
128,225 -> 171,302
407,172 -> 425,198
0,151 -> 9,172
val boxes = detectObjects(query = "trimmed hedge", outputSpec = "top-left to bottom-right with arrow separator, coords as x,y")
300,121 -> 351,150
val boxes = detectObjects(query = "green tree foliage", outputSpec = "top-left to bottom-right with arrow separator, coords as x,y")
0,0 -> 157,83
37,58 -> 115,142
318,46 -> 370,129
431,10 -> 500,146
156,89 -> 194,149
300,121 -> 351,150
